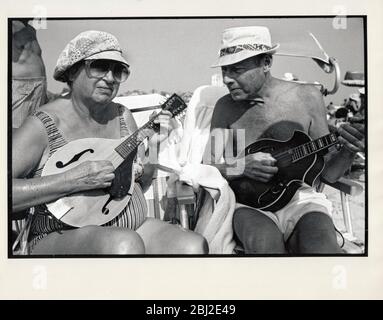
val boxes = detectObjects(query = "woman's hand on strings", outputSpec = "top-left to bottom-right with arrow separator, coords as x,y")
148,110 -> 180,147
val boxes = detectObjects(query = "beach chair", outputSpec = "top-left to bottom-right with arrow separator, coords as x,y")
11,128 -> 33,255
170,46 -> 365,254
160,85 -> 232,240
11,208 -> 33,255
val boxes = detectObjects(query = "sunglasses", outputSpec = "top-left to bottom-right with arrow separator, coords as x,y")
84,59 -> 130,83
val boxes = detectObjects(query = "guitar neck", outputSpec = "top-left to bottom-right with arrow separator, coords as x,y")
291,132 -> 338,162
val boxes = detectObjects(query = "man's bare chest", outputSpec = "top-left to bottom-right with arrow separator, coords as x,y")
227,102 -> 312,145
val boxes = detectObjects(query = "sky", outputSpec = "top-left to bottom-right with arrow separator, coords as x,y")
34,17 -> 365,105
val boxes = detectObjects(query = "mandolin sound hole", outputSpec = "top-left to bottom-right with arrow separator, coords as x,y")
270,182 -> 285,194
101,196 -> 113,215
56,148 -> 94,168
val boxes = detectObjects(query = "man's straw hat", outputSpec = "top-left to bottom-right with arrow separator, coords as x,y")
212,26 -> 279,67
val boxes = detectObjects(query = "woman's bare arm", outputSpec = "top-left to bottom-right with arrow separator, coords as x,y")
12,116 -> 71,211
13,116 -> 115,212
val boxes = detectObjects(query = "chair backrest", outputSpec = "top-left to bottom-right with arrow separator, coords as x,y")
113,93 -> 166,127
177,85 -> 228,166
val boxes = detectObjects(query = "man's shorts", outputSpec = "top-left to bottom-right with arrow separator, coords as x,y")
236,186 -> 333,241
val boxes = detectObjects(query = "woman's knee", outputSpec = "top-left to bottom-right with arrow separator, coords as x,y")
84,226 -> 145,254
109,229 -> 145,254
179,231 -> 209,254
113,231 -> 145,254
30,226 -> 145,255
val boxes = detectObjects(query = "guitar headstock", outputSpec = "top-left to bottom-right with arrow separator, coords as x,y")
161,94 -> 187,118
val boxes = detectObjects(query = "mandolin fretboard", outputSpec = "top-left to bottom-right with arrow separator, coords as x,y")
291,132 -> 338,162
113,93 -> 187,160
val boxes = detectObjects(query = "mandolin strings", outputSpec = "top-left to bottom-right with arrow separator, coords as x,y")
271,132 -> 339,163
114,94 -> 187,159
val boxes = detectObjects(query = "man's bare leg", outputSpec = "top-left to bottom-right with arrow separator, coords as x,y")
286,212 -> 342,254
233,207 -> 287,254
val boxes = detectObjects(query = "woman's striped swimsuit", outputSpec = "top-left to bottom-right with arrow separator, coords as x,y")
28,107 -> 147,251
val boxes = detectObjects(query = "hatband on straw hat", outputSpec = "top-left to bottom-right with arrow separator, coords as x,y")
212,26 -> 279,68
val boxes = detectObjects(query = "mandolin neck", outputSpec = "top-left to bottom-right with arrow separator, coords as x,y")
113,117 -> 160,159
290,132 -> 339,162
112,93 -> 187,160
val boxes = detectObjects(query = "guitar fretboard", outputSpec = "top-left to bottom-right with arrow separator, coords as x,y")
291,132 -> 338,162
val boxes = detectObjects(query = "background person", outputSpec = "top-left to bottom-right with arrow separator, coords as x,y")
12,19 -> 47,128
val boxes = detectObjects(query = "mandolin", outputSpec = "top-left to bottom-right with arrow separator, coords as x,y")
41,94 -> 187,227
229,130 -> 340,212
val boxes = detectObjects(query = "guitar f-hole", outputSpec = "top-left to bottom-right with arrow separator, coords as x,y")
56,149 -> 94,168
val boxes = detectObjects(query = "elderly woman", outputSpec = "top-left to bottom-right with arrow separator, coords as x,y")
12,30 -> 208,255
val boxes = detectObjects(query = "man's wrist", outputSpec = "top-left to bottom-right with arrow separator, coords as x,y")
215,160 -> 245,181
339,144 -> 357,157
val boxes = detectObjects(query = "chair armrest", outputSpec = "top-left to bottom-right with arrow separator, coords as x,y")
175,181 -> 196,229
175,181 -> 196,205
321,176 -> 363,196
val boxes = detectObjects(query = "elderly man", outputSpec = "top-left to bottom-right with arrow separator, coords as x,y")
12,19 -> 47,128
208,26 -> 365,254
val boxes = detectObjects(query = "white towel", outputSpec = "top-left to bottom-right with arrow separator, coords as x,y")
178,85 -> 228,166
161,85 -> 235,254
167,163 -> 236,254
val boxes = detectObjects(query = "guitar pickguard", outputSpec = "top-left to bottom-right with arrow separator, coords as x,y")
108,148 -> 136,199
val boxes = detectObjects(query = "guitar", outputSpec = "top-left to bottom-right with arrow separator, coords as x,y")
229,130 -> 340,212
41,94 -> 187,227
